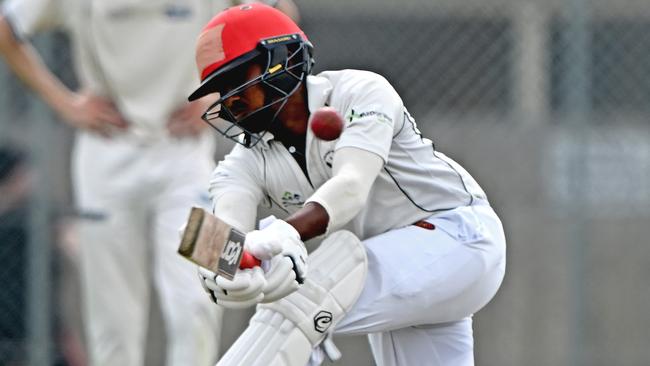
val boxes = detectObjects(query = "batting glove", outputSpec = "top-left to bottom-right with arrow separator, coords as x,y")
260,255 -> 302,303
198,266 -> 266,309
244,216 -> 308,302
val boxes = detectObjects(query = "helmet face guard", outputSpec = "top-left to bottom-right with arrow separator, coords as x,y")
201,34 -> 313,148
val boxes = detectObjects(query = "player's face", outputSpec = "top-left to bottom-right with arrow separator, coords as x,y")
222,64 -> 264,116
220,63 -> 273,133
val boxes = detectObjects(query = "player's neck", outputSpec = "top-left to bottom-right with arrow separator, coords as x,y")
276,84 -> 309,138
272,125 -> 305,151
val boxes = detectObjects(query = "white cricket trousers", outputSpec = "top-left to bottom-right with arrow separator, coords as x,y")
335,203 -> 506,366
72,132 -> 222,366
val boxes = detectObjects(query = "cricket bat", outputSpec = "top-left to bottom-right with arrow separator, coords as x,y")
178,207 -> 261,280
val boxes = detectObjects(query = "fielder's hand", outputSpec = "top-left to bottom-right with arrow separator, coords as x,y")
60,92 -> 128,137
167,97 -> 213,138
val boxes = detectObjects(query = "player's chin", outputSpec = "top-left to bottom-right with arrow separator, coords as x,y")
238,111 -> 275,134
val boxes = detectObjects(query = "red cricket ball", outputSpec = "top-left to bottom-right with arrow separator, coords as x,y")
310,107 -> 344,141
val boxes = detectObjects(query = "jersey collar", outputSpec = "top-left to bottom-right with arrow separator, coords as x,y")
306,74 -> 333,113
255,75 -> 332,150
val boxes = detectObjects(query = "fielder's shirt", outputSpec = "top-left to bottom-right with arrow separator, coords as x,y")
2,0 -> 228,141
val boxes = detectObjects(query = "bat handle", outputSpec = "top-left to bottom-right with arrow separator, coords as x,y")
239,250 -> 262,269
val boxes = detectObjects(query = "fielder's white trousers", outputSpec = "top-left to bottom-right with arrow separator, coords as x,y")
335,203 -> 506,366
73,132 -> 222,366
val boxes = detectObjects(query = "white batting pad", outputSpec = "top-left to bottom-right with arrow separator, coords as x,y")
217,230 -> 368,366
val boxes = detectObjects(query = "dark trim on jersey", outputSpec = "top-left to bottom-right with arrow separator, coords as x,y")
285,143 -> 313,188
392,111 -> 407,138
385,110 -> 474,212
406,110 -> 473,205
383,166 -> 459,213
431,147 -> 475,207
403,109 -> 425,142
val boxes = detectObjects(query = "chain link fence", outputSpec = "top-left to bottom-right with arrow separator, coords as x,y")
1,0 -> 650,365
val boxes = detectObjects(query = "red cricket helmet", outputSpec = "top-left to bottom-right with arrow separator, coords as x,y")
188,3 -> 311,101
188,3 -> 314,148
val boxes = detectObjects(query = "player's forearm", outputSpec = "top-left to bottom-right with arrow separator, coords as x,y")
0,16 -> 76,118
304,147 -> 383,236
285,201 -> 329,241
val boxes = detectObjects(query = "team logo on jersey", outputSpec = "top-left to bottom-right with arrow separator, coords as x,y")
313,310 -> 333,333
281,191 -> 304,208
323,150 -> 335,168
347,108 -> 392,125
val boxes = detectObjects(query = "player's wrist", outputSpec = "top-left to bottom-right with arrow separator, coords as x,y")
268,219 -> 301,241
50,90 -> 79,122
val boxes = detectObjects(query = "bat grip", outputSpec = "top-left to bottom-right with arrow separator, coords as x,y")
239,250 -> 262,269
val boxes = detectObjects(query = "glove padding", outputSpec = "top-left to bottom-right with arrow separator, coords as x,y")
197,217 -> 308,308
198,256 -> 298,308
261,255 -> 301,303
245,218 -> 308,284
198,266 -> 265,309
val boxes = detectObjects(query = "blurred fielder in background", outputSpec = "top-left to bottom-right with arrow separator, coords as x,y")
192,4 -> 507,366
0,0 -> 296,365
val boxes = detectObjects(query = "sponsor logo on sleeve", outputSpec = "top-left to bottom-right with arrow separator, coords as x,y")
347,108 -> 392,125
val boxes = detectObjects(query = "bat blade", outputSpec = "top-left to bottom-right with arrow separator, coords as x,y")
178,207 -> 246,280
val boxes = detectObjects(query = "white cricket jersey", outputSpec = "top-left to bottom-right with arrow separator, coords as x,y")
210,69 -> 488,239
2,0 -> 228,141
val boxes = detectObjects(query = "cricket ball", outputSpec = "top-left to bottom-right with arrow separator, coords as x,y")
310,107 -> 344,141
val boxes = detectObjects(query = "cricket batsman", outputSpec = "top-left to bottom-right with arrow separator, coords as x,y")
191,4 -> 507,365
